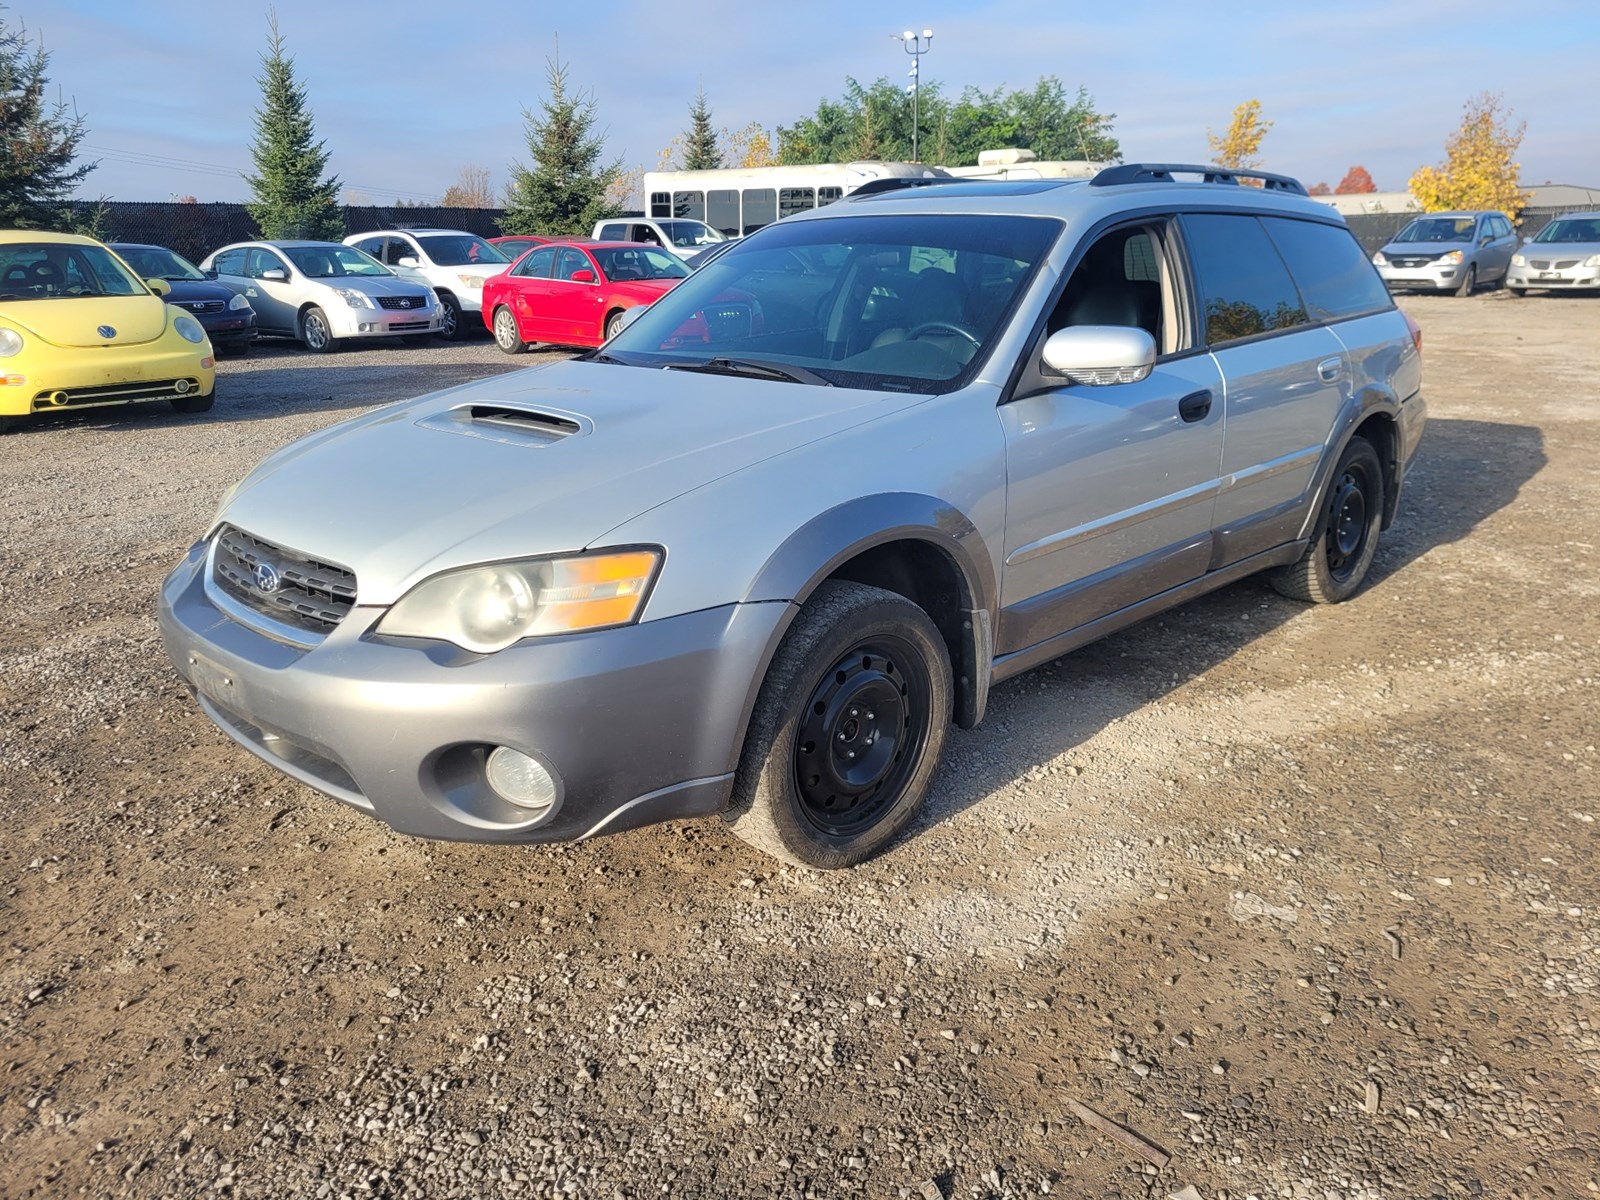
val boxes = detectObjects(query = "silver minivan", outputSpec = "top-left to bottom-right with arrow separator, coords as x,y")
162,165 -> 1425,867
1372,210 -> 1516,295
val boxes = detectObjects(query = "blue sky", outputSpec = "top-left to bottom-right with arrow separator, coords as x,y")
26,0 -> 1600,205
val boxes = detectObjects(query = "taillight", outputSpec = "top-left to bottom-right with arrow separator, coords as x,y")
1402,311 -> 1422,353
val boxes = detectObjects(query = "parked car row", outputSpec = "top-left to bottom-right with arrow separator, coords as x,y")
1373,209 -> 1600,297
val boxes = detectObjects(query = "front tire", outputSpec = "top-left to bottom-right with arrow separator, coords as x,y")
1454,264 -> 1477,297
300,306 -> 338,353
726,581 -> 952,868
1271,436 -> 1384,604
1509,287 -> 1527,297
438,292 -> 466,341
492,306 -> 528,354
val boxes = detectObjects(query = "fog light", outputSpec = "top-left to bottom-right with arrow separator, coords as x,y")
485,747 -> 558,813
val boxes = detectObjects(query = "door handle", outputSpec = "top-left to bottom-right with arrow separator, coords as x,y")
1178,389 -> 1212,423
1317,357 -> 1342,383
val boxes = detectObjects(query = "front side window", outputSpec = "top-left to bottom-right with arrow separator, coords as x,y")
556,248 -> 592,281
1261,218 -> 1392,322
592,247 -> 689,281
246,248 -> 289,279
601,213 -> 1060,394
0,242 -> 145,300
415,234 -> 507,267
1047,224 -> 1178,353
212,248 -> 246,276
1182,213 -> 1309,345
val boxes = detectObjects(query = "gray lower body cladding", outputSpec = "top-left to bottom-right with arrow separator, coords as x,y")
159,543 -> 788,843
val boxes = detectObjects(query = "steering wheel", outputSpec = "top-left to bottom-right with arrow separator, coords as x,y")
906,320 -> 981,350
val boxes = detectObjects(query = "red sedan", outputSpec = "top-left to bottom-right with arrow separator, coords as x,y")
482,241 -> 690,353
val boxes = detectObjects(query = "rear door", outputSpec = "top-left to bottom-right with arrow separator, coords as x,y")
553,246 -> 603,341
242,247 -> 297,333
1483,214 -> 1516,281
1182,212 -> 1347,566
507,246 -> 558,340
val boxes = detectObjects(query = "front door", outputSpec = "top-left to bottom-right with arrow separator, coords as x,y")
998,222 -> 1225,654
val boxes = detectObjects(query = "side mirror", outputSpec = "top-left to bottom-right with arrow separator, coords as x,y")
1041,325 -> 1156,386
145,277 -> 172,297
570,269 -> 595,283
396,256 -> 420,268
203,268 -> 219,280
261,268 -> 288,282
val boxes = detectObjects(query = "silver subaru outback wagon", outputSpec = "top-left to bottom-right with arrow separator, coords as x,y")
160,164 -> 1425,869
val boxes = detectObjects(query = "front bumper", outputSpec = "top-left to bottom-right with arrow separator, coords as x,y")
158,541 -> 787,844
0,341 -> 214,417
1377,263 -> 1462,292
1507,262 -> 1600,290
328,306 -> 442,340
200,310 -> 258,348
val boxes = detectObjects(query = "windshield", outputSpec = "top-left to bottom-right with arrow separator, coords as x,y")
113,245 -> 206,282
285,245 -> 391,278
657,220 -> 725,248
1392,217 -> 1476,244
416,233 -> 509,267
0,242 -> 148,301
593,246 -> 690,281
600,213 -> 1060,394
1533,217 -> 1600,244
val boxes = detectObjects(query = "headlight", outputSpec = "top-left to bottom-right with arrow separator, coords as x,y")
0,328 -> 22,357
457,274 -> 485,289
1371,251 -> 1388,266
227,293 -> 252,312
378,549 -> 662,654
1436,250 -> 1463,265
1511,253 -> 1527,267
174,315 -> 206,343
333,287 -> 372,309
1585,254 -> 1600,268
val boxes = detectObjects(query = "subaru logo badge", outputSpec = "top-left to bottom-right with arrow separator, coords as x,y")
254,562 -> 281,593
97,325 -> 116,339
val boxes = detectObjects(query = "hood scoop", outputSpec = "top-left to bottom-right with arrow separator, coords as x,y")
416,402 -> 590,447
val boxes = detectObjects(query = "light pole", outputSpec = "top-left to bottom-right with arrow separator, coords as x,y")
895,28 -> 933,163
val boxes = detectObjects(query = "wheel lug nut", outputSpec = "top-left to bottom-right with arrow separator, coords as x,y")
846,751 -> 856,759
849,708 -> 859,717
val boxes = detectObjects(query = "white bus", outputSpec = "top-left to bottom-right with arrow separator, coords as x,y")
642,151 -> 1109,239
642,160 -> 943,238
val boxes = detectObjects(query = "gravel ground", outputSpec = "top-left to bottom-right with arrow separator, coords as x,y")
2,300 -> 1597,1200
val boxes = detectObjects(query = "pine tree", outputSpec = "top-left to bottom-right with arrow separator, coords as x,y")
243,13 -> 341,240
0,12 -> 95,229
683,85 -> 721,171
502,54 -> 621,237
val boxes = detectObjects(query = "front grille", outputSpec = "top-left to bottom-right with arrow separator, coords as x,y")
1389,255 -> 1437,268
211,525 -> 357,636
32,378 -> 198,410
383,321 -> 431,332
178,300 -> 226,315
1527,259 -> 1580,271
376,295 -> 429,311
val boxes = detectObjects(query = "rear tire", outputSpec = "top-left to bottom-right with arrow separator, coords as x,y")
170,386 -> 215,414
603,309 -> 627,341
1454,264 -> 1476,297
1271,436 -> 1384,604
0,415 -> 16,434
492,306 -> 527,354
300,306 -> 338,353
725,581 -> 952,869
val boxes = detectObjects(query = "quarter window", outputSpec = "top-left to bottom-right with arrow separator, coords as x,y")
1182,213 -> 1309,345
1261,217 -> 1392,322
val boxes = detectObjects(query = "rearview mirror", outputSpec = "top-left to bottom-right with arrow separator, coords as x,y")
261,268 -> 288,282
145,277 -> 172,297
570,269 -> 595,283
1041,326 -> 1156,386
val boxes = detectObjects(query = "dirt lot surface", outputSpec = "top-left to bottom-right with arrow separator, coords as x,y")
3,301 -> 1598,1200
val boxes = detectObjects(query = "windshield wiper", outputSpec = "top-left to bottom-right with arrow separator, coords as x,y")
664,357 -> 834,387
581,350 -> 631,365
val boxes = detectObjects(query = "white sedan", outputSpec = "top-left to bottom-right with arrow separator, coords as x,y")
200,240 -> 441,352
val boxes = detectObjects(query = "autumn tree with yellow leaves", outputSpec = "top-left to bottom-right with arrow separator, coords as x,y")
1208,100 -> 1272,173
1408,93 -> 1529,215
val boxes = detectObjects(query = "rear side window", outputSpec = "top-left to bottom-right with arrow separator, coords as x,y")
1262,217 -> 1392,322
1182,213 -> 1308,345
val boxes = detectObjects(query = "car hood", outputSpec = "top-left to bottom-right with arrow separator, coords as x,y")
305,275 -> 431,297
215,358 -> 926,605
1522,240 -> 1600,259
1381,240 -> 1470,257
0,293 -> 171,347
163,279 -> 240,305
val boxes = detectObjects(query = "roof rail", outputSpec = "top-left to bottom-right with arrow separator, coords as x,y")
1090,163 -> 1308,196
847,175 -> 961,198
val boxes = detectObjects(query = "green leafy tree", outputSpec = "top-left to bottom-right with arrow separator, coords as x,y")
502,54 -> 621,237
243,13 -> 341,240
683,85 -> 721,171
0,10 -> 96,229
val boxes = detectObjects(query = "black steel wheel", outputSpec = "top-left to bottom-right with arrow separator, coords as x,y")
727,581 -> 952,868
1271,435 -> 1384,604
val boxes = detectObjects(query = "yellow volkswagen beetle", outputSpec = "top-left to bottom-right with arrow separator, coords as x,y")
0,230 -> 216,433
